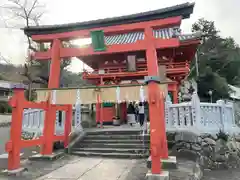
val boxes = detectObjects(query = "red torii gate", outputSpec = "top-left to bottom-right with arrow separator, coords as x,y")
32,25 -> 170,173
23,2 -> 199,177
5,89 -> 72,171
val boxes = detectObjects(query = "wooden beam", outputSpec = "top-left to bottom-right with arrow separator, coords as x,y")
31,16 -> 182,42
83,68 -> 189,80
34,50 -> 51,60
34,38 -> 180,60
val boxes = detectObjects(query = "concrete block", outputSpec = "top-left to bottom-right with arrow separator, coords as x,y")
28,151 -> 64,161
147,156 -> 177,169
146,170 -> 169,180
1,167 -> 27,176
67,131 -> 86,153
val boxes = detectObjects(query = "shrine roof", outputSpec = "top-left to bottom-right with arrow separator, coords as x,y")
24,2 -> 194,36
104,27 -> 201,45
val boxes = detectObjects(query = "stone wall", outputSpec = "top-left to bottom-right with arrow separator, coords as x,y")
168,130 -> 240,170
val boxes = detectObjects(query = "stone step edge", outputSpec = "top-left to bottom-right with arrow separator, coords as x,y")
71,151 -> 149,158
72,147 -> 148,152
86,134 -> 150,137
77,143 -> 150,147
83,139 -> 150,143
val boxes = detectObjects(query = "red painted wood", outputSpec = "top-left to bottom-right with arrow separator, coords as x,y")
48,39 -> 61,88
20,138 -> 43,148
120,102 -> 127,123
96,94 -> 101,127
102,107 -> 115,122
82,69 -> 189,80
41,103 -> 55,155
34,38 -> 179,60
173,90 -> 179,104
53,135 -> 65,141
7,90 -> 24,170
34,50 -> 51,60
31,16 -> 182,41
145,26 -> 170,174
64,105 -> 73,148
6,90 -> 72,171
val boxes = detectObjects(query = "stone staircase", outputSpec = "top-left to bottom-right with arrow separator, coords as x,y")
70,129 -> 150,159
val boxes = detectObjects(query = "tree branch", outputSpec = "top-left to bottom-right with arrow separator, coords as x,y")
27,0 -> 38,17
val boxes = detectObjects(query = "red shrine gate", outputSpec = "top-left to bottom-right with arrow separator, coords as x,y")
6,89 -> 72,171
23,2 -> 200,176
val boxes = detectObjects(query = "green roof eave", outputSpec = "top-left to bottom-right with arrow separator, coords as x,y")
23,2 -> 195,36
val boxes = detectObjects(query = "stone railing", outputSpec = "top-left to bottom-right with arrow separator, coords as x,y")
22,109 -> 67,138
22,89 -> 83,139
21,90 -> 239,137
165,92 -> 239,135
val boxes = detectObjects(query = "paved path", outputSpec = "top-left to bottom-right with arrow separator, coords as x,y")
0,115 -> 11,126
35,158 -> 240,180
36,157 -> 139,180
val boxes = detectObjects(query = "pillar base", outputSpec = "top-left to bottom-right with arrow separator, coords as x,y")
2,167 -> 27,176
147,156 -> 177,170
28,151 -> 64,161
146,170 -> 169,180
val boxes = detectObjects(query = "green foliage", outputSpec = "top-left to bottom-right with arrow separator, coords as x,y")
60,71 -> 91,87
197,67 -> 231,102
0,74 -> 5,80
25,89 -> 37,101
0,102 -> 12,114
191,18 -> 240,101
216,130 -> 229,141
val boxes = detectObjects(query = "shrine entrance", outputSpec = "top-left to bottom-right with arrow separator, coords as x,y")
34,83 -> 168,126
21,2 -> 200,177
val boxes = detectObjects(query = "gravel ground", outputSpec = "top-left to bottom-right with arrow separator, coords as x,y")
125,159 -> 148,180
202,169 -> 240,180
1,156 -> 240,180
0,154 -> 77,180
126,160 -> 240,180
125,159 -> 202,180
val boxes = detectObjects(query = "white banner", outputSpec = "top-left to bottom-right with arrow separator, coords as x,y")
52,90 -> 60,127
74,89 -> 82,130
116,87 -> 120,103
140,86 -> 145,102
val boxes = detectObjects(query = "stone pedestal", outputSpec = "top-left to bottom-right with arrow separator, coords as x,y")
113,118 -> 121,126
147,156 -> 177,170
1,167 -> 27,176
146,171 -> 169,180
28,151 -> 64,161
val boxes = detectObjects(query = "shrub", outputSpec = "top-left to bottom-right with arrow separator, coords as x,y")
216,129 -> 229,141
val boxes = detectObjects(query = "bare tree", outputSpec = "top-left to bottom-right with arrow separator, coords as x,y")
2,0 -> 71,99
2,0 -> 44,49
1,0 -> 72,96
0,0 -> 46,99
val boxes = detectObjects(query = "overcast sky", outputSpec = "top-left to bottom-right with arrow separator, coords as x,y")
0,0 -> 239,72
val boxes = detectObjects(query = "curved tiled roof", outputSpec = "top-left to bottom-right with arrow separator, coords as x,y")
24,2 -> 195,36
104,27 -> 201,45
229,85 -> 240,100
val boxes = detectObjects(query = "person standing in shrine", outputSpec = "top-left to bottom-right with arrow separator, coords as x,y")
127,102 -> 135,126
138,102 -> 145,130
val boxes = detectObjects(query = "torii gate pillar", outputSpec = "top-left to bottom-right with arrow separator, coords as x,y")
48,39 -> 61,88
145,27 -> 168,175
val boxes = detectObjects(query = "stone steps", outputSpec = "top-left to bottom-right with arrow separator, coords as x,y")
82,139 -> 150,144
72,147 -> 148,154
85,129 -> 141,135
77,142 -> 149,149
70,129 -> 149,159
71,151 -> 149,159
85,134 -> 150,140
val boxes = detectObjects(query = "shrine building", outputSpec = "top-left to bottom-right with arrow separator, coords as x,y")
23,2 -> 201,124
